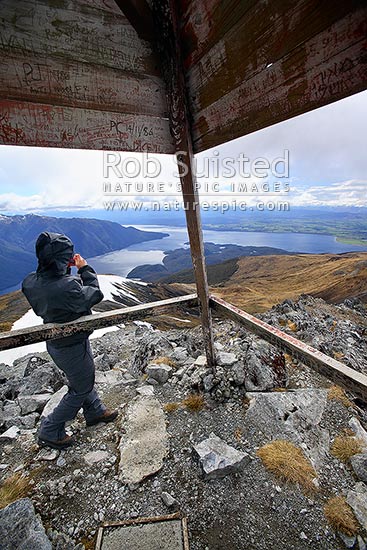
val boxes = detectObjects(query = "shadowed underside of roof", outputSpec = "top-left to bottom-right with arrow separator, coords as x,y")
0,0 -> 366,153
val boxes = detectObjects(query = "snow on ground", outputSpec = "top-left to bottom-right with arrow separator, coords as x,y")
0,274 -> 139,366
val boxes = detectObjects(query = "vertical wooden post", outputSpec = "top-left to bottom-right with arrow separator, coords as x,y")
152,1 -> 216,368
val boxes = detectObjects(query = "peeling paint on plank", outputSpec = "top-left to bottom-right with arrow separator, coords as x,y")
0,99 -> 174,152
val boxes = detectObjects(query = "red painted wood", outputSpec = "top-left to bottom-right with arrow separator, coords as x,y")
0,99 -> 174,152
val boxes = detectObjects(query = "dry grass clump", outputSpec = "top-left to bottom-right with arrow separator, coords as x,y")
287,320 -> 298,332
327,385 -> 353,408
182,393 -> 205,412
0,473 -> 32,509
154,356 -> 176,368
324,496 -> 359,536
330,436 -> 364,462
163,402 -> 180,413
234,428 -> 243,442
257,439 -> 317,494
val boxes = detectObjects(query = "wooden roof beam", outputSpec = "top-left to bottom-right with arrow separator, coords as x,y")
115,0 -> 156,41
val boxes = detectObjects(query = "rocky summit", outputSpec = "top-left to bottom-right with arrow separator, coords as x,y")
0,295 -> 366,550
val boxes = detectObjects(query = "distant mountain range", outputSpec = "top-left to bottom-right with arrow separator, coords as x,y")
127,242 -> 292,282
0,214 -> 167,291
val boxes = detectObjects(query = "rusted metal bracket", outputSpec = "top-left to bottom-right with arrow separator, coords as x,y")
210,295 -> 367,403
152,0 -> 216,369
0,294 -> 198,351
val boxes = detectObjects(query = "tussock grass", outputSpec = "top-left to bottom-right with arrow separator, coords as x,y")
324,496 -> 359,536
327,385 -> 353,408
287,320 -> 298,332
330,436 -> 364,463
163,402 -> 180,413
154,356 -> 176,368
257,440 -> 317,494
182,393 -> 205,412
0,473 -> 32,509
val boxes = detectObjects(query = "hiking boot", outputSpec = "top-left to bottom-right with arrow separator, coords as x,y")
38,434 -> 74,450
86,409 -> 118,427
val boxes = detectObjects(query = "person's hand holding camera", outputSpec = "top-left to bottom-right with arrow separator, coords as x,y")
73,254 -> 87,270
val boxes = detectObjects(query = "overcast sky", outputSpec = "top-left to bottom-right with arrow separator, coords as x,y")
0,90 -> 366,212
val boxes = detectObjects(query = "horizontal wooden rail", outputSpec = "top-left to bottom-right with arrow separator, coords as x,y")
210,295 -> 367,403
0,294 -> 198,351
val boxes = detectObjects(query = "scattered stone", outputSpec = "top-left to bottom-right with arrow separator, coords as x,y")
194,355 -> 207,367
136,386 -> 155,396
119,396 -> 168,484
339,533 -> 356,548
357,535 -> 366,550
0,425 -> 20,441
41,385 -> 68,419
350,453 -> 367,483
37,448 -> 59,461
0,498 -> 52,549
84,451 -> 111,466
17,394 -> 51,415
56,456 -> 66,467
216,352 -> 237,367
349,418 -> 367,446
347,482 -> 367,530
161,491 -> 178,509
146,364 -> 172,385
95,370 -> 125,386
193,432 -> 249,480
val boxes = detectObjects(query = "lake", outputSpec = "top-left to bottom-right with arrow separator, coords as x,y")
88,225 -> 367,278
2,226 -> 366,294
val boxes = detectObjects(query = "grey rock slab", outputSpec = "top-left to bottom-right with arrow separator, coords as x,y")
37,448 -> 59,461
349,417 -> 367,446
146,364 -> 172,384
119,395 -> 168,484
17,394 -> 51,415
84,451 -> 110,466
244,389 -> 329,468
194,355 -> 207,367
0,498 -> 52,550
95,370 -> 125,386
136,386 -> 155,396
347,482 -> 367,530
161,491 -> 178,509
351,453 -> 367,483
216,351 -> 238,367
100,519 -> 183,550
41,385 -> 68,419
0,425 -> 20,441
193,432 -> 249,480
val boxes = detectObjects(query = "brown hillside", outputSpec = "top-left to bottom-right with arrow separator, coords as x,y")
211,252 -> 367,313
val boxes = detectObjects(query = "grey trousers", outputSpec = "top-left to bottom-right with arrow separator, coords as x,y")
39,338 -> 106,441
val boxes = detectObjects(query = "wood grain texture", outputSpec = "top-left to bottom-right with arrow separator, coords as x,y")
0,294 -> 198,351
0,0 -> 159,74
153,0 -> 216,367
0,52 -> 168,117
0,0 -> 174,152
187,5 -> 367,152
0,99 -> 174,152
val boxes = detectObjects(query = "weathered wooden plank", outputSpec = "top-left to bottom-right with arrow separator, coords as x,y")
180,0 -> 365,76
0,99 -> 175,152
0,294 -> 198,351
190,8 -> 367,152
0,0 -> 160,74
0,52 -> 168,117
153,1 -> 216,368
210,296 -> 367,403
115,0 -> 156,41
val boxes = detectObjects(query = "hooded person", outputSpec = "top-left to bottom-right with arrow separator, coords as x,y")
22,231 -> 118,450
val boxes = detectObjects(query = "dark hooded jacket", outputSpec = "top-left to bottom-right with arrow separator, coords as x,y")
22,231 -> 104,348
